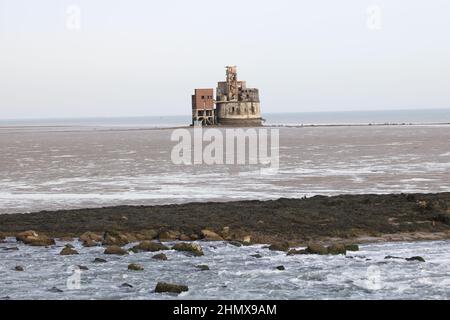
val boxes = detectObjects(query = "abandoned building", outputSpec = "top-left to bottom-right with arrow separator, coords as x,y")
191,66 -> 262,126
191,88 -> 216,126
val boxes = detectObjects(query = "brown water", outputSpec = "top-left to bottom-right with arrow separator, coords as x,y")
0,125 -> 449,214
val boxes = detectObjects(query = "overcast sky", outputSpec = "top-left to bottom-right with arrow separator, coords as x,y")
0,0 -> 449,119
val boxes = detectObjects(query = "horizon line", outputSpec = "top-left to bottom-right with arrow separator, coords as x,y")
1,107 -> 450,122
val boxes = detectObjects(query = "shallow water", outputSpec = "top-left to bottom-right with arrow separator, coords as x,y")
1,239 -> 449,300
0,125 -> 449,214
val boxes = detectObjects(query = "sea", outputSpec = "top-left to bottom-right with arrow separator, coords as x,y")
1,108 -> 450,128
0,109 -> 449,214
1,238 -> 450,300
1,109 -> 450,300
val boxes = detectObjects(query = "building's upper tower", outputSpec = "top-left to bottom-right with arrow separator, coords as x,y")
215,66 -> 262,126
226,66 -> 238,101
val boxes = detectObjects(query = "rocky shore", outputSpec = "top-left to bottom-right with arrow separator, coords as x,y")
1,192 -> 450,246
2,192 -> 450,298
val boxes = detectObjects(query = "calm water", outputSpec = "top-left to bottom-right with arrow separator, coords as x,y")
1,239 -> 450,300
0,124 -> 449,214
1,109 -> 450,128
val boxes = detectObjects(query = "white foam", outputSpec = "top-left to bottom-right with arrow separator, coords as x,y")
3,240 -> 450,299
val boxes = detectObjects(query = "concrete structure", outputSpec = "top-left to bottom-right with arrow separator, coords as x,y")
192,88 -> 215,126
191,66 -> 262,127
216,66 -> 262,126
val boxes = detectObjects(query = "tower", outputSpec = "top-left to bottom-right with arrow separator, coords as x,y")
226,66 -> 238,101
215,66 -> 262,126
191,66 -> 263,127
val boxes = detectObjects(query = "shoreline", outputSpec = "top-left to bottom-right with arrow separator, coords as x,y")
1,192 -> 450,246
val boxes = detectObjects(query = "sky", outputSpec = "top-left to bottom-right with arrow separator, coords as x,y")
0,0 -> 449,119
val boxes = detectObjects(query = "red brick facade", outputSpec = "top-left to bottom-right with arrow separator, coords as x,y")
192,88 -> 214,110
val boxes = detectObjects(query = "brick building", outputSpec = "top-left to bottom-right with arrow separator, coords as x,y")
191,66 -> 262,126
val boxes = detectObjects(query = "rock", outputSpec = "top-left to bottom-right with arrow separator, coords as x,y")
60,247 -> 79,256
172,243 -> 204,256
305,243 -> 328,255
287,249 -> 307,256
103,231 -> 129,246
82,239 -> 100,247
79,231 -> 103,242
48,287 -> 63,293
136,229 -> 158,241
130,241 -> 169,253
276,266 -> 285,271
121,283 -> 133,288
231,233 -> 252,246
228,241 -> 243,247
158,230 -> 180,241
16,230 -> 55,247
229,231 -> 251,245
142,229 -> 158,240
189,234 -> 200,241
78,265 -> 89,271
14,266 -> 24,272
27,237 -> 55,247
16,230 -> 38,242
327,244 -> 347,255
179,234 -> 191,241
124,233 -> 138,243
94,258 -> 107,263
152,253 -> 168,261
251,254 -> 262,258
201,229 -> 223,241
385,255 -> 403,260
345,244 -> 360,252
64,244 -> 75,249
242,235 -> 252,245
196,265 -> 210,271
79,231 -> 103,243
155,282 -> 188,294
221,226 -> 230,239
3,247 -> 19,251
104,245 -> 128,255
268,242 -> 290,252
128,263 -> 144,271
406,256 -> 426,262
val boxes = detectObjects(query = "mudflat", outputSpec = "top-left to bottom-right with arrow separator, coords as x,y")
1,193 -> 450,245
2,125 -> 450,215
